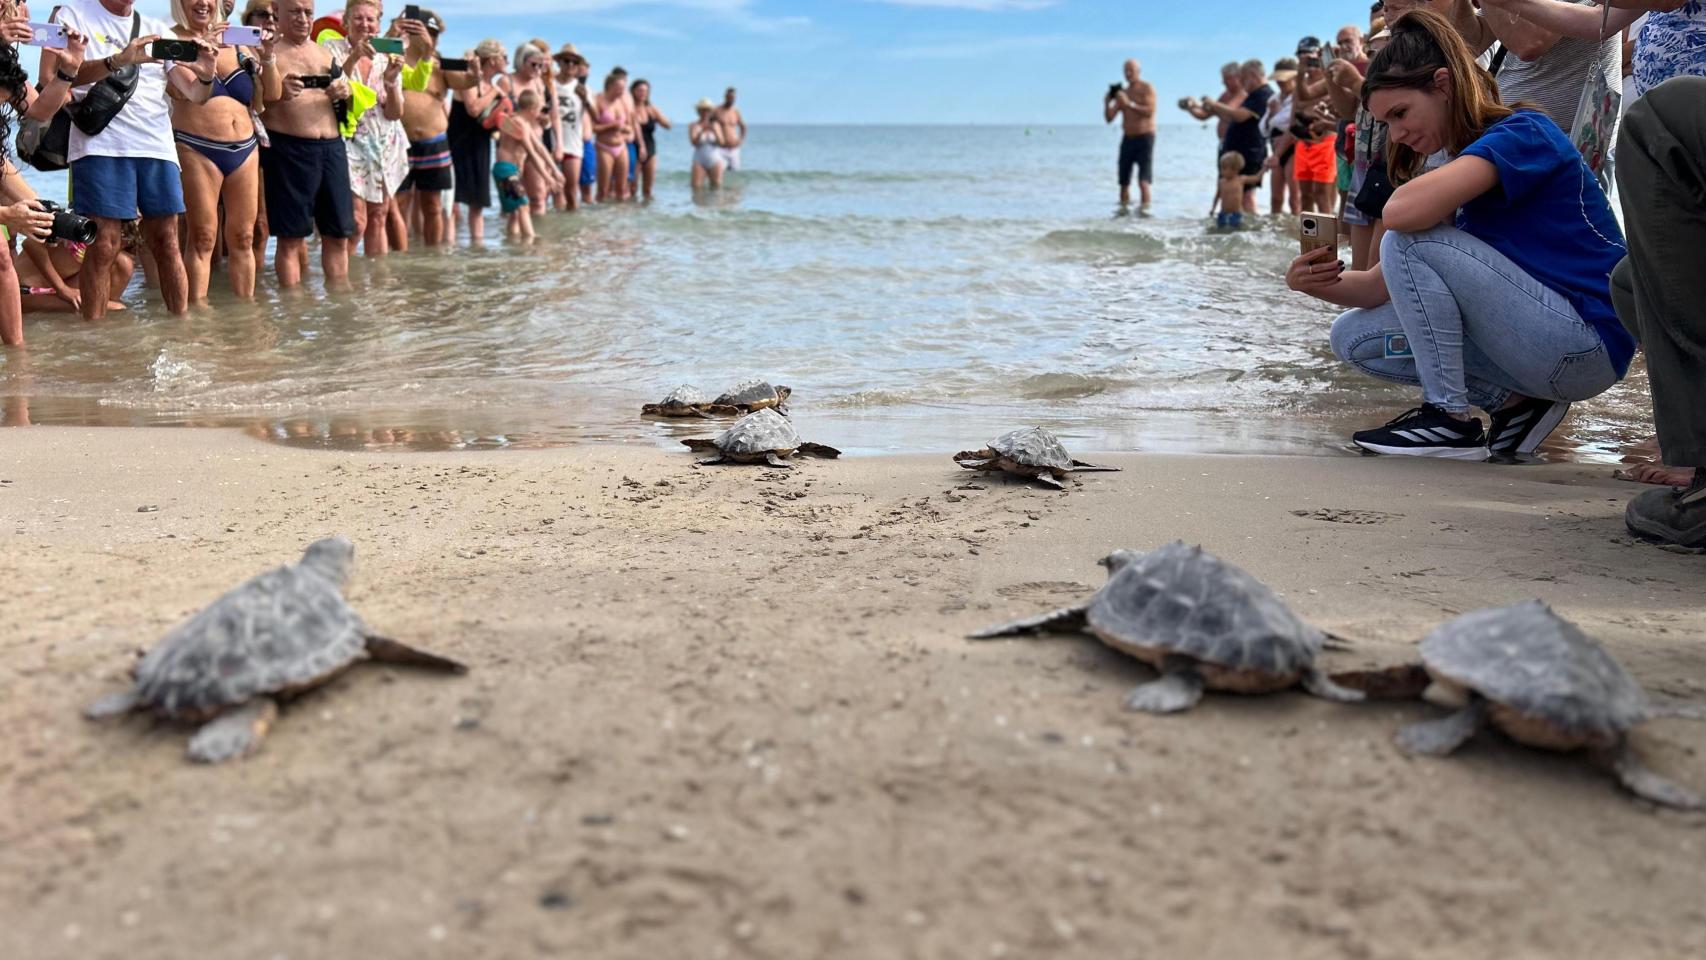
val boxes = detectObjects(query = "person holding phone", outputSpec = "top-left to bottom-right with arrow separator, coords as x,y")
1286,10 -> 1629,460
42,0 -> 218,321
1104,58 -> 1157,212
395,9 -> 472,247
320,0 -> 407,259
259,0 -> 355,287
169,0 -> 271,302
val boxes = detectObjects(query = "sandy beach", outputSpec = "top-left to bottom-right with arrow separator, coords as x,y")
3,427 -> 1704,959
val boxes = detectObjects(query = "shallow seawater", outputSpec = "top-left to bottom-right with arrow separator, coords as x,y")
0,124 -> 1652,460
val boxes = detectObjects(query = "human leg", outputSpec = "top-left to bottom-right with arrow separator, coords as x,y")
1134,133 -> 1153,209
561,156 -> 581,210
219,150 -> 261,299
1377,225 -> 1617,415
642,154 -> 657,199
1117,136 -> 1136,206
175,144 -> 223,304
141,215 -> 189,315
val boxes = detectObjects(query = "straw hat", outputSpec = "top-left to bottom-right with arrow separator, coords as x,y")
695,97 -> 715,111
1271,56 -> 1299,83
553,42 -> 585,64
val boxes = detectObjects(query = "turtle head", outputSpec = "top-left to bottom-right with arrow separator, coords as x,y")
774,385 -> 792,404
1097,548 -> 1144,576
300,536 -> 356,586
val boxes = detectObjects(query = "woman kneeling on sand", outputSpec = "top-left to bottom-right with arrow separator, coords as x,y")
1287,10 -> 1629,461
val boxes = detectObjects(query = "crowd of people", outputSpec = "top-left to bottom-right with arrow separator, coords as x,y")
0,0 -> 750,345
1223,0 -> 1704,549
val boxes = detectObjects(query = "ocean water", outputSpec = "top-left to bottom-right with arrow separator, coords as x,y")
0,124 -> 1651,457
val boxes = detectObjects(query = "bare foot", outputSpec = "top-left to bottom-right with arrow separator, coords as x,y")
1613,464 -> 1697,486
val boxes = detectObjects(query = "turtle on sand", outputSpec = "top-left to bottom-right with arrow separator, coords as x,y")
1332,601 -> 1706,809
640,385 -> 741,419
682,408 -> 840,468
84,536 -> 466,763
971,541 -> 1361,713
954,427 -> 1119,490
714,379 -> 792,415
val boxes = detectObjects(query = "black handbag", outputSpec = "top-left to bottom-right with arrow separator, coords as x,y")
17,12 -> 141,172
1355,158 -> 1395,219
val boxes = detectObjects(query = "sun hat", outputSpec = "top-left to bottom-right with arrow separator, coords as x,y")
553,42 -> 585,64
695,97 -> 714,110
1271,55 -> 1299,82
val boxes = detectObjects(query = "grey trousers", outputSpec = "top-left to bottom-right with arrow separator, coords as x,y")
1611,76 -> 1706,468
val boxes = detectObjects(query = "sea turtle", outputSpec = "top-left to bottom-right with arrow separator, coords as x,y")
84,536 -> 466,763
971,541 -> 1361,713
953,427 -> 1120,490
1332,601 -> 1706,809
682,408 -> 841,468
640,384 -> 740,419
714,379 -> 792,414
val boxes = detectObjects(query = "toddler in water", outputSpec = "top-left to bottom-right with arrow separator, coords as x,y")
494,91 -> 564,241
1210,150 -> 1264,230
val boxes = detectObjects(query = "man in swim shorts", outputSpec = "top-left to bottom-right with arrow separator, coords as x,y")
261,0 -> 357,286
397,9 -> 471,247
1105,58 -> 1157,211
1290,37 -> 1339,216
716,86 -> 745,171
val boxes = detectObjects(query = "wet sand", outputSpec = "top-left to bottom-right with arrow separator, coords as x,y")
3,427 -> 1704,959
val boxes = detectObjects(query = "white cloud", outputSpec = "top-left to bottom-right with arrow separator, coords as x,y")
867,0 -> 1058,9
880,33 -> 1193,60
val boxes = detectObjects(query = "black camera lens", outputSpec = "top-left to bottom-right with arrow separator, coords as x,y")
38,200 -> 97,245
1302,218 -> 1317,231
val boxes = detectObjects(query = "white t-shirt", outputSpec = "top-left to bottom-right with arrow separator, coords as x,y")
54,0 -> 179,164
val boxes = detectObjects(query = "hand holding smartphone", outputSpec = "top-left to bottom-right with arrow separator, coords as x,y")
370,36 -> 404,56
1298,212 -> 1340,261
24,22 -> 67,48
299,73 -> 333,89
149,38 -> 201,62
438,57 -> 470,71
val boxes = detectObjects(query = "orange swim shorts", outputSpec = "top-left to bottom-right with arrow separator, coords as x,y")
1295,135 -> 1339,185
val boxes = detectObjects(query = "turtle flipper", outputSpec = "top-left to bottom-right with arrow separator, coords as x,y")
85,687 -> 141,720
1034,473 -> 1067,490
1067,460 -> 1121,473
698,456 -> 729,466
365,636 -> 468,673
1396,701 -> 1485,756
1300,668 -> 1365,703
1602,743 -> 1704,809
797,442 -> 841,459
1646,696 -> 1706,721
682,439 -> 720,451
187,697 -> 279,764
764,454 -> 795,468
969,604 -> 1088,639
1329,663 -> 1432,700
1125,659 -> 1206,714
955,458 -> 995,470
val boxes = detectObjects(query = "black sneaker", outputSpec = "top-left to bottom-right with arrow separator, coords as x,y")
1352,404 -> 1488,459
1626,469 -> 1706,548
1488,397 -> 1571,456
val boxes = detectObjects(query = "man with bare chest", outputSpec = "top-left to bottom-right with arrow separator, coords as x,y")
261,0 -> 355,286
1105,58 -> 1157,210
715,87 -> 744,170
395,10 -> 472,246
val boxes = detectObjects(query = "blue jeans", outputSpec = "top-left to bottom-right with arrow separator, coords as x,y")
1331,225 -> 1618,413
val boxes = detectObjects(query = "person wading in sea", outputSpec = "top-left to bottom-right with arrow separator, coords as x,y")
1105,58 -> 1157,213
715,86 -> 745,171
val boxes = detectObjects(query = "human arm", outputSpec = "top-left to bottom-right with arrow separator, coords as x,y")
380,55 -> 403,120
26,28 -> 87,121
652,106 -> 672,130
1286,248 -> 1391,309
165,39 -> 221,104
1481,2 -> 1563,60
0,200 -> 53,242
1380,155 -> 1499,233
1479,0 -> 1652,40
256,27 -> 284,106
20,238 -> 76,308
1200,96 -> 1257,124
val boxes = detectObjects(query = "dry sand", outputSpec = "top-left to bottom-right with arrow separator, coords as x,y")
3,427 -> 1704,960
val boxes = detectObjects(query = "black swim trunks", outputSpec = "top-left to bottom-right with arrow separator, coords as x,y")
1118,133 -> 1154,187
259,130 -> 357,239
398,134 -> 454,193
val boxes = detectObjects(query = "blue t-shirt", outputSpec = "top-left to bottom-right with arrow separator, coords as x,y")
1458,110 -> 1633,374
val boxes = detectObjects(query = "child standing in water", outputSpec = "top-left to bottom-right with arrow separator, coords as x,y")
494,91 -> 563,241
1211,151 -> 1264,229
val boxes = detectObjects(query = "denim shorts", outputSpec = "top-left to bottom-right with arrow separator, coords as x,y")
71,156 -> 186,220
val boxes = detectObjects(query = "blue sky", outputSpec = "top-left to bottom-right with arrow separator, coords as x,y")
423,1 -> 1374,124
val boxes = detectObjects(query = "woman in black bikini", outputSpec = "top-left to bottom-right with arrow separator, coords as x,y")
630,79 -> 670,201
170,0 -> 272,301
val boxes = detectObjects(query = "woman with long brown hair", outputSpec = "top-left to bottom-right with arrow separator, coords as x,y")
1286,9 -> 1629,460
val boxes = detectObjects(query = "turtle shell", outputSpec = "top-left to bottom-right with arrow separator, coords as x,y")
131,556 -> 368,718
715,379 -> 785,408
1419,601 -> 1650,739
988,427 -> 1074,472
1085,541 -> 1323,676
715,408 -> 800,456
660,384 -> 707,407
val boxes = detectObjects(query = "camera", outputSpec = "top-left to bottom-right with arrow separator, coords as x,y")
37,200 -> 96,245
1108,82 -> 1124,99
299,73 -> 333,89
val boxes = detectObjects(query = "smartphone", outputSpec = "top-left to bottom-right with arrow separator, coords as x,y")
371,36 -> 404,55
403,4 -> 424,20
1319,45 -> 1337,70
221,25 -> 263,46
24,22 -> 68,48
438,57 -> 470,71
1299,212 -> 1340,260
150,38 -> 202,62
299,73 -> 332,89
